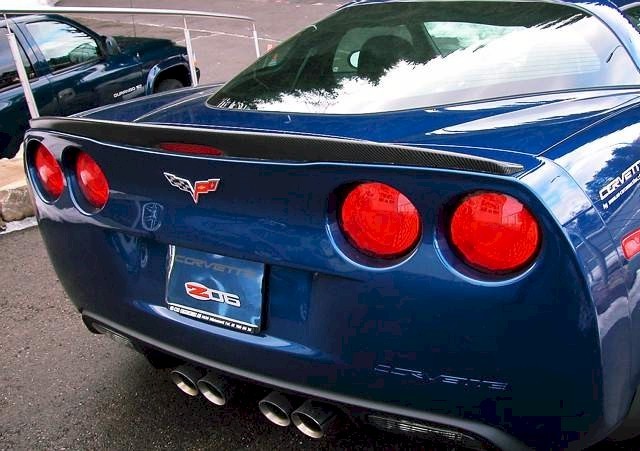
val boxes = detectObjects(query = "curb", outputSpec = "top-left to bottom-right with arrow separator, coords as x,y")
0,185 -> 35,231
0,144 -> 32,230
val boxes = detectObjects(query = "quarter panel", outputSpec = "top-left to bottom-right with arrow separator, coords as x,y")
545,103 -> 640,429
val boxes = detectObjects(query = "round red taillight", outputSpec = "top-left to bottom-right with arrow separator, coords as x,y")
34,143 -> 64,200
75,152 -> 109,210
449,192 -> 540,273
339,182 -> 421,259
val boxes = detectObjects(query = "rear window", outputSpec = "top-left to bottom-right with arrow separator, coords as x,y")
208,1 -> 640,114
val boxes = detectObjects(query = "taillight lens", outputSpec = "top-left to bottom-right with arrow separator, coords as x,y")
339,182 -> 421,259
622,229 -> 640,260
449,192 -> 540,273
34,143 -> 64,199
158,142 -> 224,156
75,152 -> 109,210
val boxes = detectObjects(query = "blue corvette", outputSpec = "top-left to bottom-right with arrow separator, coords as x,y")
21,0 -> 640,449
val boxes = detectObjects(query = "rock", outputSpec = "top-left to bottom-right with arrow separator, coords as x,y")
0,187 -> 35,222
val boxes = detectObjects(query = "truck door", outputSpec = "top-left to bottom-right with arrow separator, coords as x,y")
23,19 -> 145,116
0,27 -> 56,159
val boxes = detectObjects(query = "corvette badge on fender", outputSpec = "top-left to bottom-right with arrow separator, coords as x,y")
164,172 -> 220,204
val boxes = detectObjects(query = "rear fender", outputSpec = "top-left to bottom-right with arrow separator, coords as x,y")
522,156 -> 633,440
542,104 -> 640,436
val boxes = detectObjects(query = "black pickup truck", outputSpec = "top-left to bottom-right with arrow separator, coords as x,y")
1,14 -> 195,158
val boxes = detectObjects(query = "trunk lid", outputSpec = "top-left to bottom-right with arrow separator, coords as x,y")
104,88 -> 640,155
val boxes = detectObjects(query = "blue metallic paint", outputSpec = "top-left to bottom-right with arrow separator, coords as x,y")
23,0 -> 640,448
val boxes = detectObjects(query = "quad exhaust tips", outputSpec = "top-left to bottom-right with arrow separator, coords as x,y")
170,366 -> 234,405
259,394 -> 340,438
171,365 -> 340,438
170,364 -> 203,396
197,373 -> 234,406
259,391 -> 294,427
291,400 -> 339,439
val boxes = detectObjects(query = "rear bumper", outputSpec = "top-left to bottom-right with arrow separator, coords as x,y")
35,213 -> 613,450
81,310 -> 527,451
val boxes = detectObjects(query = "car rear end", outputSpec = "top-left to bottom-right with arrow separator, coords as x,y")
23,0 -> 640,449
24,119 -> 607,449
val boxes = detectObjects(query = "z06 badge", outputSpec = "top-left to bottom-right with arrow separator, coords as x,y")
185,281 -> 241,307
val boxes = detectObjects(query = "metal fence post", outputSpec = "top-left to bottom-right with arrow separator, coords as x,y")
182,16 -> 198,87
4,15 -> 39,119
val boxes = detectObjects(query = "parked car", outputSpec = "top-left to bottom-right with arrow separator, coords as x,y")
22,0 -> 640,449
0,13 -> 196,159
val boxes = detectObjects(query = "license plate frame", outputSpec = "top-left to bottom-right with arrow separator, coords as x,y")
166,246 -> 265,335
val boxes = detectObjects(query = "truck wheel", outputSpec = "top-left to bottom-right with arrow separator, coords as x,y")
156,78 -> 185,93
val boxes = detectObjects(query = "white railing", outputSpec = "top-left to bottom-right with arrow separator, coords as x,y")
1,6 -> 260,118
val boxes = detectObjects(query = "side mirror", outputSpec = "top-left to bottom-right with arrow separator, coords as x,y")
101,36 -> 121,56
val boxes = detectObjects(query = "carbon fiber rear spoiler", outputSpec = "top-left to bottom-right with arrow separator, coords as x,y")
29,117 -> 524,176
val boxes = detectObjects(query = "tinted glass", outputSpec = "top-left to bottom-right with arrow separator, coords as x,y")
26,21 -> 99,72
209,2 -> 640,114
0,31 -> 35,91
424,22 -> 521,56
626,6 -> 640,29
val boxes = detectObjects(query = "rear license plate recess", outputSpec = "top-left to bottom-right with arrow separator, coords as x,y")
166,246 -> 264,335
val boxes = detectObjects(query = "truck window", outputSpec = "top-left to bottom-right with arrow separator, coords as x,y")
0,31 -> 35,91
26,20 -> 99,72
626,6 -> 640,29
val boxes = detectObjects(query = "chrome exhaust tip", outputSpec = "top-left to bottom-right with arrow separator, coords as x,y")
196,373 -> 234,406
258,391 -> 294,427
291,400 -> 339,439
169,364 -> 203,396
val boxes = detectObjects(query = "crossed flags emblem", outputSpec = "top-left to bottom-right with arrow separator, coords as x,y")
164,172 -> 220,204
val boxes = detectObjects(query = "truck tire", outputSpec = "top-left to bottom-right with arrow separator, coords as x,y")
156,78 -> 185,93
